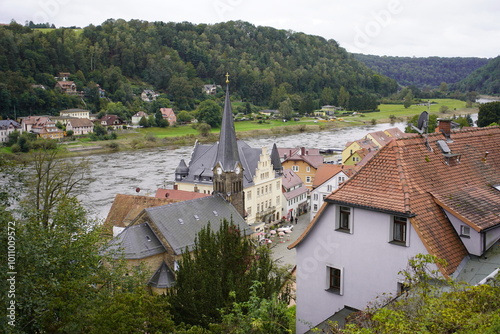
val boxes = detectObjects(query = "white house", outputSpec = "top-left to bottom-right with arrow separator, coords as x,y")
309,164 -> 357,220
290,124 -> 500,333
281,169 -> 309,222
0,120 -> 22,143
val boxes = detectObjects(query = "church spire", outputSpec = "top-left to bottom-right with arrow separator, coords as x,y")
215,74 -> 240,172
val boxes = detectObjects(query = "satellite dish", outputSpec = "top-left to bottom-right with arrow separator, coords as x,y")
411,111 -> 429,134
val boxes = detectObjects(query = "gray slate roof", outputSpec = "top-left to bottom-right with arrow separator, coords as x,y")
216,85 -> 240,172
107,223 -> 165,259
143,194 -> 250,254
183,140 -> 261,188
148,262 -> 176,289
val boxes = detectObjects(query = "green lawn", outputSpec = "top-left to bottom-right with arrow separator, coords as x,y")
342,99 -> 475,123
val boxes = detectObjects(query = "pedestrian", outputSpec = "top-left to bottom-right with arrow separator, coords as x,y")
295,217 -> 298,225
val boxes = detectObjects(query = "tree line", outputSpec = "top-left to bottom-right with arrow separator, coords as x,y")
0,19 -> 398,119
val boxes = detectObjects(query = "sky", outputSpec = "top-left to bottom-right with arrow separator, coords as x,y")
2,0 -> 499,58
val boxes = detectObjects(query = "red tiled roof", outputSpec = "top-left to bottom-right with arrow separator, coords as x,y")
312,164 -> 358,188
155,188 -> 210,201
291,127 -> 500,277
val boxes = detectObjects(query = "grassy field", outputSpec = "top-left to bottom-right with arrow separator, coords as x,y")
345,99 -> 475,123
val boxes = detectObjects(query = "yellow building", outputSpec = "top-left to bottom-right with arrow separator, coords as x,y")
280,147 -> 323,190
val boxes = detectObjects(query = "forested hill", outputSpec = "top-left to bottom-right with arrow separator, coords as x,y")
451,56 -> 500,95
353,54 -> 489,88
0,19 -> 398,118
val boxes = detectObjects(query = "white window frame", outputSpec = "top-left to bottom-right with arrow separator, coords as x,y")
390,216 -> 409,246
460,225 -> 471,238
335,205 -> 353,234
292,165 -> 299,172
325,265 -> 343,295
306,176 -> 311,183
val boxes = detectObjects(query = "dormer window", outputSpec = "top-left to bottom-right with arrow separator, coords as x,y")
460,225 -> 471,238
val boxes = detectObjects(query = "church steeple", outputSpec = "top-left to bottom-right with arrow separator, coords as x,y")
215,74 -> 240,172
213,74 -> 245,218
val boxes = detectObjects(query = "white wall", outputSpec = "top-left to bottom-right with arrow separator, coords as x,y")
445,209 -> 483,256
295,204 -> 428,334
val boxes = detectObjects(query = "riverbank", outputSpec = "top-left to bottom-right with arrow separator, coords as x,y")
1,100 -> 479,161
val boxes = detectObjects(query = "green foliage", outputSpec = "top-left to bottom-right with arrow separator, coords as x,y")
0,19 -> 398,119
169,219 -> 292,328
177,110 -> 194,124
195,122 -> 212,137
353,53 -> 489,89
219,282 -> 294,333
279,98 -> 293,120
477,101 -> 500,127
453,56 -> 500,95
197,100 -> 222,127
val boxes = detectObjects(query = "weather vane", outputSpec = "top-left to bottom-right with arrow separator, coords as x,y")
225,72 -> 230,84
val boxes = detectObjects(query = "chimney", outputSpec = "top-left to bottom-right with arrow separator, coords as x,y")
301,147 -> 305,155
436,119 -> 452,140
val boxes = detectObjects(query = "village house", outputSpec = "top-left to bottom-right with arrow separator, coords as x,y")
289,124 -> 500,333
131,111 -> 149,126
202,84 -> 217,95
279,147 -> 324,190
59,108 -> 91,119
105,194 -> 251,294
174,84 -> 284,226
342,127 -> 412,165
160,107 -> 177,126
0,119 -> 22,143
98,114 -> 126,130
141,89 -> 159,102
309,164 -> 358,219
20,116 -> 64,139
66,118 -> 94,136
281,169 -> 309,222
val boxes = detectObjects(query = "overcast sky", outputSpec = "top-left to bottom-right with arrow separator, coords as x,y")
2,0 -> 499,58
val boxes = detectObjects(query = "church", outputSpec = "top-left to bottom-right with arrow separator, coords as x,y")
174,76 -> 283,226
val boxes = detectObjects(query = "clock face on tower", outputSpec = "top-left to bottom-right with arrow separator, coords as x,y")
235,166 -> 241,174
216,167 -> 222,175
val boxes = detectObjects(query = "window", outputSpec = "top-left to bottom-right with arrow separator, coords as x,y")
327,184 -> 333,192
292,165 -> 299,172
326,266 -> 343,295
313,193 -> 318,200
339,176 -> 345,183
276,181 -> 280,190
336,206 -> 351,232
247,207 -> 252,216
247,191 -> 252,200
392,216 -> 407,245
276,196 -> 280,205
313,204 -> 318,211
306,166 -> 311,172
306,176 -> 311,183
460,225 -> 471,238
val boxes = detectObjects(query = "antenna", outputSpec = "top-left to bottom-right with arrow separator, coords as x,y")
411,111 -> 429,134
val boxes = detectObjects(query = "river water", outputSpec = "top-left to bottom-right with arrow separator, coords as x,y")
80,121 -> 411,220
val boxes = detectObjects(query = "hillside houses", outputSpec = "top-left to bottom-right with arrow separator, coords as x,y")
290,125 -> 500,333
0,119 -> 22,143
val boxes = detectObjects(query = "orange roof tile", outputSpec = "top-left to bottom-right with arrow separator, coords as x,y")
155,188 -> 210,201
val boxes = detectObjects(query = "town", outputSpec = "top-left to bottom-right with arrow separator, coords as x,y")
1,18 -> 500,334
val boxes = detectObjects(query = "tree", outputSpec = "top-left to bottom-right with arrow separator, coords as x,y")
139,115 -> 149,127
219,282 -> 294,334
169,219 -> 292,328
22,149 -> 94,227
177,110 -> 193,124
196,122 -> 212,137
196,99 -> 222,128
279,98 -> 293,120
477,101 -> 500,127
403,90 -> 413,109
338,86 -> 350,109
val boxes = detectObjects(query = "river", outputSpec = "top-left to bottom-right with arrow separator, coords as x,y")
80,116 -> 476,221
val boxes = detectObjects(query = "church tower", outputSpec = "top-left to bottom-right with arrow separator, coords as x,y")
212,74 -> 245,218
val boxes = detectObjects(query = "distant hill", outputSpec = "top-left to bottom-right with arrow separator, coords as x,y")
0,20 -> 397,118
353,54 -> 489,88
451,56 -> 500,95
